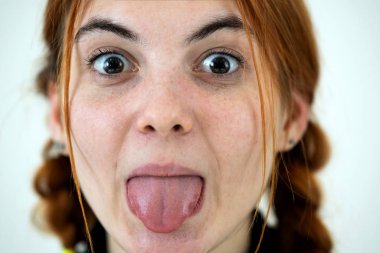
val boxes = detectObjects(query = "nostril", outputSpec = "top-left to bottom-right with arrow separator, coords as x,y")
144,125 -> 155,132
173,124 -> 182,132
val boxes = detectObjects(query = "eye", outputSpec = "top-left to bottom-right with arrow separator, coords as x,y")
93,53 -> 132,75
200,53 -> 240,74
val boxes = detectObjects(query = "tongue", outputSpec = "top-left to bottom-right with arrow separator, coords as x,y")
127,176 -> 203,233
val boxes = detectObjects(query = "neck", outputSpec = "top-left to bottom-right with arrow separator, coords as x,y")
108,234 -> 126,253
211,217 -> 251,253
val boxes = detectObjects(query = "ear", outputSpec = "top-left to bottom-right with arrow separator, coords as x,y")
277,92 -> 310,152
48,81 -> 66,147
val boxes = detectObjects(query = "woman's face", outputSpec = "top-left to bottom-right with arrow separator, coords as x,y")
67,1 -> 287,252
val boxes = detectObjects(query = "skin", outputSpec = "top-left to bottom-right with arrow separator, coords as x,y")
50,1 -> 309,252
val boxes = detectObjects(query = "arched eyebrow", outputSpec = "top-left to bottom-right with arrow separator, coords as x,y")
74,15 -> 246,44
75,18 -> 139,43
185,15 -> 245,45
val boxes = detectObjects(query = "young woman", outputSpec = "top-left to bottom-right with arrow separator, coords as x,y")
33,1 -> 333,253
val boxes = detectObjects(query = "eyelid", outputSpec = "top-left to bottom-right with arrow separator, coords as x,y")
83,47 -> 140,86
192,47 -> 245,73
85,47 -> 139,71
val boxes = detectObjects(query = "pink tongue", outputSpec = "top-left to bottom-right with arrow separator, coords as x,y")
127,176 -> 203,233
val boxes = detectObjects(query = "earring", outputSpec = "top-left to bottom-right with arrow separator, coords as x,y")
49,142 -> 67,158
288,139 -> 295,148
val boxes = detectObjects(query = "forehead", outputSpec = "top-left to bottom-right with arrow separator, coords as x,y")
80,1 -> 241,37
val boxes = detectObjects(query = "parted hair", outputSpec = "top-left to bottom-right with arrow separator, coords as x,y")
33,1 -> 333,252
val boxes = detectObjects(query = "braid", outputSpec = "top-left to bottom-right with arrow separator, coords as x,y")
274,121 -> 332,253
32,140 -> 95,249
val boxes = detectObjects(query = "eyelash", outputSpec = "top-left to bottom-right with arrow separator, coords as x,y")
84,47 -> 246,83
84,48 -> 139,84
202,48 -> 245,65
85,48 -> 124,66
192,48 -> 246,82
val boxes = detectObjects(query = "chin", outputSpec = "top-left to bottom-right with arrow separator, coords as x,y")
116,223 -> 209,253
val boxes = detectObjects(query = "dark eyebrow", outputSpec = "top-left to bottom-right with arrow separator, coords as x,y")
185,15 -> 245,44
75,18 -> 139,43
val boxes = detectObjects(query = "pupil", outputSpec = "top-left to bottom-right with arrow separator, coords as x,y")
103,57 -> 124,74
210,56 -> 230,74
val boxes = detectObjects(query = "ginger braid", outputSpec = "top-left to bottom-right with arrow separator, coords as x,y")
33,0 -> 95,249
33,141 -> 94,248
274,121 -> 332,253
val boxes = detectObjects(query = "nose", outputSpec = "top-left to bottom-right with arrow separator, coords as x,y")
136,87 -> 193,137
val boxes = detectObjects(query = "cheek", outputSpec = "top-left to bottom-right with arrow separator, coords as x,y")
200,94 -> 265,206
68,50 -> 132,175
69,95 -> 128,196
209,102 -> 260,162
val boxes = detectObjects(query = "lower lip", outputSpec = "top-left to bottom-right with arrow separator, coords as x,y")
126,176 -> 205,233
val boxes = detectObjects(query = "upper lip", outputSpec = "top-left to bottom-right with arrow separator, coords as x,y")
127,163 -> 203,180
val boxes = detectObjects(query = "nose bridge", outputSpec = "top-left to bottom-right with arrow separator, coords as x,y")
136,72 -> 193,137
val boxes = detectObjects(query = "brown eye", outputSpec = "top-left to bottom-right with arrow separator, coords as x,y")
93,53 -> 131,74
200,53 -> 240,74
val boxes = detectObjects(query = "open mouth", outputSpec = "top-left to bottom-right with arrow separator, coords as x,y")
126,165 -> 205,233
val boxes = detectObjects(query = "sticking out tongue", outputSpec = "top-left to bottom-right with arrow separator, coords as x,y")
127,176 -> 203,233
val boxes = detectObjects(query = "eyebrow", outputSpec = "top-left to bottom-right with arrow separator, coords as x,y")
74,15 -> 246,44
75,18 -> 139,43
185,15 -> 245,44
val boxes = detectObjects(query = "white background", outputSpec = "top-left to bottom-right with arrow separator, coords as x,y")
0,0 -> 379,252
